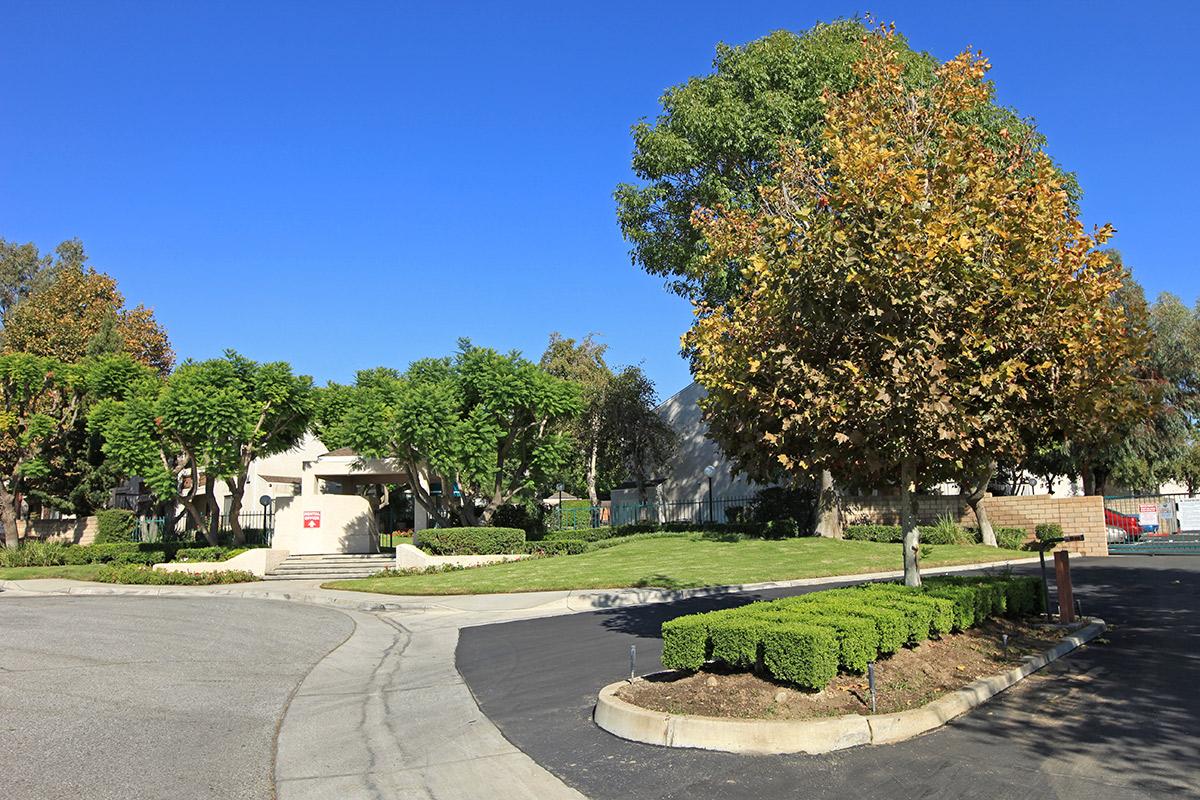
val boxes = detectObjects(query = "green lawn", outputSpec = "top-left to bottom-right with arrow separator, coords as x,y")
324,534 -> 1027,596
0,564 -> 107,581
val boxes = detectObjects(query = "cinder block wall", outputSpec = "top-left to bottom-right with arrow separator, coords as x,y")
842,494 -> 1107,557
19,517 -> 98,546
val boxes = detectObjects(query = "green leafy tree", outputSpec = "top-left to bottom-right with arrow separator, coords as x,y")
319,341 -> 581,527
0,237 -> 56,322
93,352 -> 314,545
0,354 -> 144,547
539,333 -> 617,505
686,27 -> 1141,585
2,239 -> 173,375
602,366 -> 676,504
616,19 -> 1056,539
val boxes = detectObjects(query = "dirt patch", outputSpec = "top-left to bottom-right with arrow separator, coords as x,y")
618,618 -> 1084,720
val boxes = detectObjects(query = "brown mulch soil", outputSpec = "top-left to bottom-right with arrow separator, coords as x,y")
618,618 -> 1085,720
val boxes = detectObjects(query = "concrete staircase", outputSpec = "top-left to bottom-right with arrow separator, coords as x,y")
264,553 -> 396,581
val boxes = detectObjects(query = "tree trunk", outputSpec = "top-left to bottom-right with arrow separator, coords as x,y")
964,460 -> 997,547
900,457 -> 921,587
814,469 -> 843,539
586,440 -> 599,508
203,476 -> 219,546
224,476 -> 247,547
0,480 -> 21,549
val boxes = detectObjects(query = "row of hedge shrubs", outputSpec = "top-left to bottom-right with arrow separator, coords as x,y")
660,574 -> 1044,689
0,540 -> 247,568
417,527 -> 526,555
94,564 -> 258,585
844,524 -> 1029,549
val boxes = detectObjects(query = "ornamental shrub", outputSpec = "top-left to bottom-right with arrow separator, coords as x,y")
708,618 -> 767,668
544,527 -> 616,543
95,564 -> 257,585
760,623 -> 839,689
418,527 -> 525,555
94,509 -> 137,544
995,527 -> 1029,550
657,575 -> 1043,689
762,518 -> 801,539
923,514 -> 973,545
1035,523 -> 1064,543
661,613 -> 713,670
844,524 -> 903,543
0,540 -> 70,567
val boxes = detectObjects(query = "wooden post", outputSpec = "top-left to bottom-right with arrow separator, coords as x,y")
1054,550 -> 1075,623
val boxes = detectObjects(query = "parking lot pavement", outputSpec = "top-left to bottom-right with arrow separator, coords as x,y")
0,596 -> 353,800
458,556 -> 1200,800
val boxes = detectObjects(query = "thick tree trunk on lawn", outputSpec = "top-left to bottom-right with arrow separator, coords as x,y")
814,469 -> 843,539
964,460 -> 997,547
224,476 -> 246,547
203,476 -> 219,546
900,457 -> 922,587
0,481 -> 21,549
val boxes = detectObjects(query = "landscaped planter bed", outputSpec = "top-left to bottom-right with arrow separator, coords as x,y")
594,574 -> 1107,753
617,617 -> 1082,720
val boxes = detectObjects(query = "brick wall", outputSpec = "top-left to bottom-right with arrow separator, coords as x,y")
843,494 -> 1107,557
19,517 -> 98,546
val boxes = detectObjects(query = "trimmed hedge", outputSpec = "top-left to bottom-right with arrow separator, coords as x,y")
417,527 -> 525,555
94,509 -> 137,544
95,564 -> 258,585
845,523 -> 1031,550
660,574 -> 1044,689
543,527 -> 616,543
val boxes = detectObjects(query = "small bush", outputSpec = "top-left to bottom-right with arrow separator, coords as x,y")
708,618 -> 767,669
94,509 -> 137,544
418,527 -> 525,555
995,527 -> 1029,550
0,540 -> 71,567
923,514 -> 973,545
95,564 -> 257,585
762,518 -> 801,539
1035,523 -> 1064,543
760,623 -> 839,689
173,547 -> 235,562
661,613 -> 713,671
544,526 -> 615,543
844,524 -> 903,543
491,503 -> 547,540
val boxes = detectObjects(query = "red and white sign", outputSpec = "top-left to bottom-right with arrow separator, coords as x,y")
303,511 -> 321,529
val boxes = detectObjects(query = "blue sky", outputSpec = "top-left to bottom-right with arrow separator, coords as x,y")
2,1 -> 1195,397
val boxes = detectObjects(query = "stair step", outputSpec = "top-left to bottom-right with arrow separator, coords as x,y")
264,552 -> 396,581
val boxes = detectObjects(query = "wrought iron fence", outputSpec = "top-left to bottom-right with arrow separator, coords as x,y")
133,510 -> 275,546
1103,493 -> 1200,553
550,496 -> 756,532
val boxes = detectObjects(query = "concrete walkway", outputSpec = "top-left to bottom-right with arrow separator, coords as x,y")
0,555 -> 1045,800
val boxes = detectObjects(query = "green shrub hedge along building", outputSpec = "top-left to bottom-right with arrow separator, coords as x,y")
661,575 -> 1044,689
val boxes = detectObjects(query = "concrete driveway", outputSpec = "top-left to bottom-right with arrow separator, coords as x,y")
0,596 -> 353,800
458,556 -> 1200,800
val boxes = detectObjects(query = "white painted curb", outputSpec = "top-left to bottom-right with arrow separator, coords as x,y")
594,618 -> 1106,754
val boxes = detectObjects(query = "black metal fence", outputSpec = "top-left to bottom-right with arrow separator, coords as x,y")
132,510 -> 275,546
551,496 -> 757,532
1104,493 -> 1200,554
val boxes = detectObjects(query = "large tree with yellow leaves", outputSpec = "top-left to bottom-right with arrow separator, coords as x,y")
686,26 -> 1146,585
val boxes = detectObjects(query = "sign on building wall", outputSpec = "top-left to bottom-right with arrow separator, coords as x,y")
1177,498 -> 1200,533
303,511 -> 321,529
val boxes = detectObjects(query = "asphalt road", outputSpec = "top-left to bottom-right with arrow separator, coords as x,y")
0,596 -> 354,800
458,557 -> 1200,800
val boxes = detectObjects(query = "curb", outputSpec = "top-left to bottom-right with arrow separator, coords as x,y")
0,581 -> 437,614
594,618 -> 1107,755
